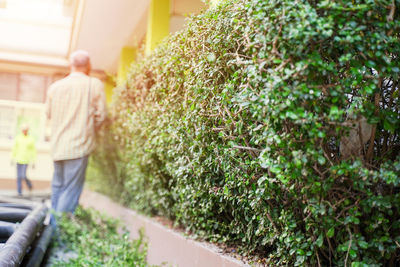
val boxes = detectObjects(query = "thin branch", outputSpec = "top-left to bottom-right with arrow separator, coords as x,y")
357,120 -> 366,159
326,235 -> 333,267
366,89 -> 381,163
231,145 -> 262,153
265,211 -> 279,233
212,127 -> 226,132
344,226 -> 353,267
387,0 -> 396,22
316,250 -> 322,267
244,139 -> 258,158
321,144 -> 335,166
275,57 -> 292,72
271,8 -> 285,55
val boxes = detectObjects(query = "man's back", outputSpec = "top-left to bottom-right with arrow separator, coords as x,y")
46,72 -> 106,161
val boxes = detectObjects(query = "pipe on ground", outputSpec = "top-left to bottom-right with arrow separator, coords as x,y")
22,224 -> 53,267
0,204 -> 48,267
0,203 -> 33,211
0,221 -> 16,242
0,207 -> 30,223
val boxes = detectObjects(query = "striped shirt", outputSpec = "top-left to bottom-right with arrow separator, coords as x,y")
45,72 -> 107,161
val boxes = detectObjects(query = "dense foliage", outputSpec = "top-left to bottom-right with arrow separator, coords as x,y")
49,207 -> 151,267
91,0 -> 400,265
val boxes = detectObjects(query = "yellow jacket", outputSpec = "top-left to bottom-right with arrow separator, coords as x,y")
11,134 -> 37,164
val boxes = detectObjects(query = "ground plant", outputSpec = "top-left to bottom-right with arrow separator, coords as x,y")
90,0 -> 400,265
49,207 -> 151,267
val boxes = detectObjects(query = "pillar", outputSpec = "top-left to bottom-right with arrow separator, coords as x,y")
145,0 -> 170,55
117,46 -> 136,87
104,78 -> 114,105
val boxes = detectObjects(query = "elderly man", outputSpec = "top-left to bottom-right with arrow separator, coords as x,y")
45,50 -> 106,216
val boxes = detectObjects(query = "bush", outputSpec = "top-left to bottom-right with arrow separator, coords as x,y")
92,0 -> 400,265
49,207 -> 152,267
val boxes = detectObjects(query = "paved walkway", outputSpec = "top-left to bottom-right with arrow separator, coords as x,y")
0,189 -> 51,204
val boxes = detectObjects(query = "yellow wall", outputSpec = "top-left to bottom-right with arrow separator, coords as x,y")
104,78 -> 115,104
115,0 -> 206,97
117,46 -> 136,86
145,0 -> 170,55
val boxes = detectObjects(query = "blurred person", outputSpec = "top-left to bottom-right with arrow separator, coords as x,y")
11,125 -> 36,196
45,50 -> 106,220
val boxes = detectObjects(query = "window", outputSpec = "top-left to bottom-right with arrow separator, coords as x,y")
0,104 -> 15,139
0,100 -> 46,142
0,72 -> 18,101
0,71 -> 54,103
19,74 -> 47,103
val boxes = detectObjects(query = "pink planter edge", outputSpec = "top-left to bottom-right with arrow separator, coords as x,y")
80,190 -> 250,267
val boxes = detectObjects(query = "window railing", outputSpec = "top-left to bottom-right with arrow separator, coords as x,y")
0,99 -> 47,144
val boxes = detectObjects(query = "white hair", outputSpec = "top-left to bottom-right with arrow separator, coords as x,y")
69,50 -> 90,68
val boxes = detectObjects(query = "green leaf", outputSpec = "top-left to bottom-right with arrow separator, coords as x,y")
349,249 -> 357,259
327,228 -> 335,238
329,106 -> 340,118
352,262 -> 369,267
383,115 -> 399,133
316,234 -> 324,247
317,156 -> 326,165
358,240 -> 368,249
207,53 -> 216,62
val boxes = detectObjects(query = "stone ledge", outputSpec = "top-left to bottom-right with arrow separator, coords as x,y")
0,178 -> 51,190
80,190 -> 249,267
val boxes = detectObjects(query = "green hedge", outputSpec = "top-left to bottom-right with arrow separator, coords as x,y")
91,0 -> 400,265
50,207 -> 151,266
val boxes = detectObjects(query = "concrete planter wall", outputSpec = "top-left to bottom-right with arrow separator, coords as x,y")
80,190 -> 249,267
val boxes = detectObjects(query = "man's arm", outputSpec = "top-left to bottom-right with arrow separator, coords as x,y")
45,87 -> 52,120
93,81 -> 107,130
44,87 -> 53,142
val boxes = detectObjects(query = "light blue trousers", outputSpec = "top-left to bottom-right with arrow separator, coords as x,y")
51,156 -> 88,216
16,163 -> 32,195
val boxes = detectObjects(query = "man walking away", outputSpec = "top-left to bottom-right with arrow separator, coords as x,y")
45,50 -> 106,218
11,125 -> 36,196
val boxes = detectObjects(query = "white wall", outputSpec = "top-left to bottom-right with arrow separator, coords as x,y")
73,0 -> 149,72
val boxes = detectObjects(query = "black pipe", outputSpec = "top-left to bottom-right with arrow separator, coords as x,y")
0,207 -> 30,223
0,204 -> 48,267
0,197 -> 38,207
0,221 -> 16,239
0,203 -> 33,210
22,224 -> 53,267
